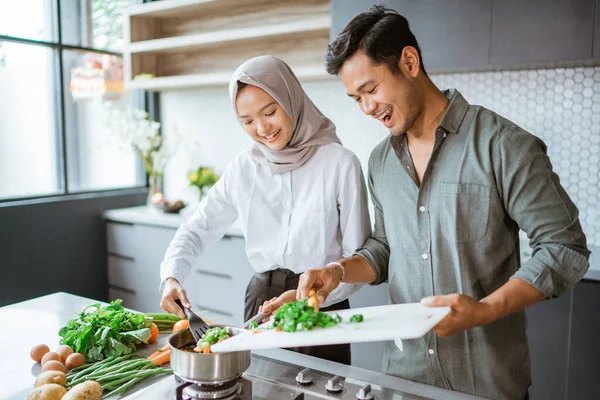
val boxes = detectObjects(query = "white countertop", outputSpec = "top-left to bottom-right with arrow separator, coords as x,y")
0,292 -> 168,400
103,206 -> 244,237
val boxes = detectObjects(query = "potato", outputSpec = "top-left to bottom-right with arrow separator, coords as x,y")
62,381 -> 102,400
42,360 -> 67,374
27,383 -> 66,400
30,344 -> 50,362
34,371 -> 67,388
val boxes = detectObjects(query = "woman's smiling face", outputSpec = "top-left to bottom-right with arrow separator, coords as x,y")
235,84 -> 293,151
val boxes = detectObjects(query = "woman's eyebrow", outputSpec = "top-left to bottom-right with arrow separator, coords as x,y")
238,101 -> 277,119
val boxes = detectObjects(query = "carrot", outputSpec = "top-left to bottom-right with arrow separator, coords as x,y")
172,319 -> 189,332
275,327 -> 282,332
202,344 -> 210,354
252,329 -> 263,334
147,344 -> 170,360
151,348 -> 171,365
148,323 -> 159,344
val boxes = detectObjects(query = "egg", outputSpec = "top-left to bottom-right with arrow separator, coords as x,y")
41,351 -> 62,366
65,353 -> 86,370
30,344 -> 50,362
42,359 -> 67,373
56,344 -> 73,363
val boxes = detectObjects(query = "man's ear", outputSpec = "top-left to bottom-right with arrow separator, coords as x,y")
400,46 -> 420,78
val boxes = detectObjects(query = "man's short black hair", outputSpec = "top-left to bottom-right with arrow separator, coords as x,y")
325,5 -> 426,76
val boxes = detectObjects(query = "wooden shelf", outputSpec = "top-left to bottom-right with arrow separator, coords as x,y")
124,0 -> 331,92
128,66 -> 333,91
128,17 -> 330,54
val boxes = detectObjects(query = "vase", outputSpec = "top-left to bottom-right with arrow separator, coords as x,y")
147,174 -> 164,207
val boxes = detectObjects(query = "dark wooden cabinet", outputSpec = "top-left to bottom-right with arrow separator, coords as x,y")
594,0 -> 600,59
490,0 -> 595,65
331,0 -> 598,71
566,280 -> 600,400
331,0 -> 491,72
525,291 -> 572,400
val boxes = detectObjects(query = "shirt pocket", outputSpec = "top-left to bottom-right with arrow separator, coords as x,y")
440,183 -> 491,243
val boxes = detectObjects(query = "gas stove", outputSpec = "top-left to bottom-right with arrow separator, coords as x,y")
122,349 -> 485,400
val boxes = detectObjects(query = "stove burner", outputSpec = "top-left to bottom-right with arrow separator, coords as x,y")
174,375 -> 252,400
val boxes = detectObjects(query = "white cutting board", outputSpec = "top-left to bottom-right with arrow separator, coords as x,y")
210,303 -> 450,353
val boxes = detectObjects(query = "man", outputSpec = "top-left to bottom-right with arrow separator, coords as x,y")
297,5 -> 590,400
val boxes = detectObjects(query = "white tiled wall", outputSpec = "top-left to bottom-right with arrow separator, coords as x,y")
161,66 -> 600,247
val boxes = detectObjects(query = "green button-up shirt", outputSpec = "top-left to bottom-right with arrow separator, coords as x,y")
356,89 -> 590,400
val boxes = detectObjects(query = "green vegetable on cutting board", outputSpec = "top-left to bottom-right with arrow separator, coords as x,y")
270,299 -> 342,332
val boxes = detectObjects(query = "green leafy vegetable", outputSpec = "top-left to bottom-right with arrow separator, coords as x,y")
270,299 -> 342,332
247,321 -> 259,330
349,314 -> 364,323
59,299 -> 152,361
197,327 -> 230,349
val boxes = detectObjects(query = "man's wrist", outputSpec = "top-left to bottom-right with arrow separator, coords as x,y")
327,261 -> 345,283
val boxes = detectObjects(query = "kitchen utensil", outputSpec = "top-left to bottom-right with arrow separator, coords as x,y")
211,302 -> 450,353
241,310 -> 271,329
175,299 -> 210,342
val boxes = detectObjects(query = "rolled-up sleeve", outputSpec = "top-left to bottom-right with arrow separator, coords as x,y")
355,154 -> 391,285
494,126 -> 590,297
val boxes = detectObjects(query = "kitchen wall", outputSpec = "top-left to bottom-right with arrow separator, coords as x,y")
160,66 -> 600,252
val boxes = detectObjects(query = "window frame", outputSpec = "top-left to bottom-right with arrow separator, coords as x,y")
0,0 -> 155,204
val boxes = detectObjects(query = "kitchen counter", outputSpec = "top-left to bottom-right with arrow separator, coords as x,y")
1,292 -> 484,400
0,292 -> 167,399
103,205 -> 244,237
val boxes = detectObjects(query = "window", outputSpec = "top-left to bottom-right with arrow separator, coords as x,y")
0,0 -> 146,201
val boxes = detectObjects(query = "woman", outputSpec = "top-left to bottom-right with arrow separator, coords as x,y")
159,55 -> 370,364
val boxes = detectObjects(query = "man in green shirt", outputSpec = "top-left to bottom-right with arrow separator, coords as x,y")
297,6 -> 590,400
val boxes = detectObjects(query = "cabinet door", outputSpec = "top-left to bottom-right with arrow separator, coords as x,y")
190,236 -> 254,326
525,291 -> 571,400
567,280 -> 600,400
331,0 -> 492,72
594,0 -> 600,60
491,0 -> 595,65
349,283 -> 389,371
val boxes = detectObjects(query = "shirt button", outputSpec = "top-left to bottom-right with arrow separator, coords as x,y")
422,254 -> 428,260
406,165 -> 410,170
443,133 -> 447,138
419,206 -> 426,212
428,349 -> 434,355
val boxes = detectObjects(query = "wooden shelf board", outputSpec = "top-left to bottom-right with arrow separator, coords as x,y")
127,66 -> 334,91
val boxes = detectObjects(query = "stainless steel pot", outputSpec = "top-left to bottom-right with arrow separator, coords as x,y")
168,325 -> 251,384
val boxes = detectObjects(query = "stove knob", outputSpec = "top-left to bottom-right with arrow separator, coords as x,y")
295,368 -> 314,385
325,375 -> 344,393
357,384 -> 374,400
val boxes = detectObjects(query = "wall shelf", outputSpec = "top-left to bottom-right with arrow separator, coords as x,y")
124,0 -> 333,91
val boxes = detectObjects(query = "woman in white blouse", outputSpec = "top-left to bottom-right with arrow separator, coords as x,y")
159,55 -> 370,364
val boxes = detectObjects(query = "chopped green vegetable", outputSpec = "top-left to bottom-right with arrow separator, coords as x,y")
270,299 -> 342,332
248,321 -> 259,330
196,327 -> 230,349
59,299 -> 152,361
349,314 -> 364,323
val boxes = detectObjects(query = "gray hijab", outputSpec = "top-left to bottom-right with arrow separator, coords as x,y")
229,55 -> 341,174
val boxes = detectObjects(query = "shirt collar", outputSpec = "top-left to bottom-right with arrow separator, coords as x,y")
439,89 -> 469,134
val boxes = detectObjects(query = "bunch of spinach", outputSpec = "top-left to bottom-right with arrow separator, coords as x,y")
59,299 -> 152,361
271,299 -> 342,332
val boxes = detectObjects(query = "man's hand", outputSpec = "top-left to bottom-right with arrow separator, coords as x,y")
422,278 -> 545,337
297,264 -> 343,304
160,278 -> 191,319
421,294 -> 495,338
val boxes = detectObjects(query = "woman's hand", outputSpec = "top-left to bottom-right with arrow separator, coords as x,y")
259,290 -> 297,320
160,277 -> 191,319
